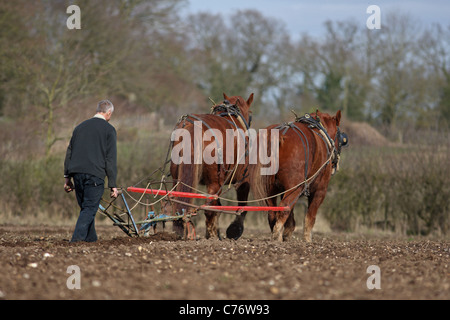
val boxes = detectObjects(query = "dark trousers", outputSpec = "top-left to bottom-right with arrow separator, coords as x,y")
71,173 -> 105,242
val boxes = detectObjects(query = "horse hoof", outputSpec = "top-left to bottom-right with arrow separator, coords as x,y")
226,222 -> 243,240
205,229 -> 222,240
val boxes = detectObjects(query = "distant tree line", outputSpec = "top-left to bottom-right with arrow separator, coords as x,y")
1,0 -> 449,157
183,10 -> 450,140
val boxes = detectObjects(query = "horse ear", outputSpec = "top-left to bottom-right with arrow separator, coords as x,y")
335,110 -> 342,126
223,93 -> 230,101
247,93 -> 254,106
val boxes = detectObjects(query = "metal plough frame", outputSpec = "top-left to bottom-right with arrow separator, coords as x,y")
98,190 -> 197,238
97,178 -> 290,238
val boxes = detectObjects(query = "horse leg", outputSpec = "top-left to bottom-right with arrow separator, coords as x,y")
282,209 -> 296,241
226,182 -> 250,240
205,205 -> 221,239
272,189 -> 302,242
267,197 -> 278,233
304,189 -> 326,242
204,184 -> 222,240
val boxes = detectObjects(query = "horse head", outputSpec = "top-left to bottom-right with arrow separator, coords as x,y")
309,110 -> 341,141
212,93 -> 254,128
313,110 -> 348,149
308,110 -> 348,173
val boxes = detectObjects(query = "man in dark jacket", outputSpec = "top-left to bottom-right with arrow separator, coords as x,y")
64,100 -> 118,242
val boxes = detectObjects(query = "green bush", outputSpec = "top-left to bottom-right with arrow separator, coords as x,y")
322,143 -> 450,236
1,126 -> 448,237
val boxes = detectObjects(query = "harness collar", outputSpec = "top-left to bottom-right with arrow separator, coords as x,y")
211,100 -> 251,131
296,113 -> 336,151
295,113 -> 347,175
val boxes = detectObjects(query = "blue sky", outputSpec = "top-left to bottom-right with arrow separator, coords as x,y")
184,0 -> 450,38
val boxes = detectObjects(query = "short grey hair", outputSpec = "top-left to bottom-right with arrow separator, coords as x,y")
97,100 -> 114,113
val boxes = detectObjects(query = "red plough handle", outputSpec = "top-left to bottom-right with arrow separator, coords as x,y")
199,205 -> 291,212
126,187 -> 291,212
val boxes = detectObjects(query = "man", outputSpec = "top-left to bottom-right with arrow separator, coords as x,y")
64,100 -> 119,242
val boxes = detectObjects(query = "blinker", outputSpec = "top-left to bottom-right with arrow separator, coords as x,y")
339,131 -> 348,147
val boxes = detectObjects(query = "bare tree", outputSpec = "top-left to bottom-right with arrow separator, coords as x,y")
418,24 -> 450,127
1,0 -> 185,158
185,9 -> 290,115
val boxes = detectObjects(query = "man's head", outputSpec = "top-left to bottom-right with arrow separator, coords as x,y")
96,100 -> 114,121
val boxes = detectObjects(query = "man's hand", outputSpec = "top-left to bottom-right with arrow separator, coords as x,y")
110,187 -> 119,198
64,177 -> 74,193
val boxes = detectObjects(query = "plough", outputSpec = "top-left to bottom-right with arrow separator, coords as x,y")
98,182 -> 290,239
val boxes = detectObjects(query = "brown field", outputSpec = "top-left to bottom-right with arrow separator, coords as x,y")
0,224 -> 448,301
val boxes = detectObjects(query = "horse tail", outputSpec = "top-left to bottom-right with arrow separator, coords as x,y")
176,160 -> 202,206
171,120 -> 203,235
250,160 -> 271,207
171,161 -> 202,235
250,128 -> 280,207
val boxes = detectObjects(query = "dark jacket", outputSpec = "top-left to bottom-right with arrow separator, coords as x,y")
64,117 -> 117,188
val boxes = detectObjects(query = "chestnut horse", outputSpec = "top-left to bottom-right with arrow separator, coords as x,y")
251,110 -> 347,242
169,93 -> 254,239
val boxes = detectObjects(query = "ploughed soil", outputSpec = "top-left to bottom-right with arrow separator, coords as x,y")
0,225 -> 448,300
